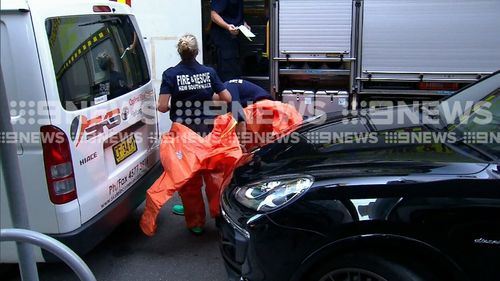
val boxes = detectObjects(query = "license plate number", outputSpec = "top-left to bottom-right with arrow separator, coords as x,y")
113,134 -> 137,164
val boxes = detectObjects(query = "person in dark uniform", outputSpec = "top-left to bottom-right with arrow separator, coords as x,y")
222,79 -> 273,150
157,34 -> 232,135
224,79 -> 272,108
224,79 -> 272,121
157,34 -> 232,235
96,52 -> 129,99
210,0 -> 249,81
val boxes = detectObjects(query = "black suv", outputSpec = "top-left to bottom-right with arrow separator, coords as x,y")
219,72 -> 500,281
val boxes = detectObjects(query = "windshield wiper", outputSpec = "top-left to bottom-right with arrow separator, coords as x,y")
120,46 -> 131,59
79,17 -> 121,27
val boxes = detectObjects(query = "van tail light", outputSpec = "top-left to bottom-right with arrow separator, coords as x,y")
41,126 -> 77,204
93,5 -> 112,12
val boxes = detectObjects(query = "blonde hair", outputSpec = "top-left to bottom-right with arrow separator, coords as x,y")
177,34 -> 199,60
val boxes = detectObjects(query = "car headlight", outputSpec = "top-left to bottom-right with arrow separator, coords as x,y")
234,175 -> 314,212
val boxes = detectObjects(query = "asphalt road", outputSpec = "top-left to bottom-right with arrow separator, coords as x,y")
3,194 -> 228,281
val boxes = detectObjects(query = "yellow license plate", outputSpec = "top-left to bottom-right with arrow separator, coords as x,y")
113,134 -> 137,164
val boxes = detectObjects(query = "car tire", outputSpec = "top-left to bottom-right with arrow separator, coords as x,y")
306,252 -> 431,281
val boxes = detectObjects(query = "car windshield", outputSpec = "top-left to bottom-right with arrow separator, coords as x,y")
435,72 -> 500,160
438,72 -> 500,128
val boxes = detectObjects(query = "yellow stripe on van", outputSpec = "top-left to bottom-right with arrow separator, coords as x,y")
485,95 -> 495,102
48,18 -> 61,48
55,27 -> 110,80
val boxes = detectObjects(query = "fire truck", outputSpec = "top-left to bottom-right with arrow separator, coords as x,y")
132,0 -> 500,117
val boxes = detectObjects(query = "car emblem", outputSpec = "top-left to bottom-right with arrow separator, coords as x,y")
474,238 -> 500,245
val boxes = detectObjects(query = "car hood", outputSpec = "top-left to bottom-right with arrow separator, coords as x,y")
234,108 -> 490,186
235,153 -> 488,186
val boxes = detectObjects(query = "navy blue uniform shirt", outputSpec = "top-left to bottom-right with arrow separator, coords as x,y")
224,79 -> 272,121
211,0 -> 244,27
160,60 -> 225,124
224,79 -> 272,107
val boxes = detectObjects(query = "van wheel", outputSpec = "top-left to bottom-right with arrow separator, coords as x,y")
307,252 -> 430,281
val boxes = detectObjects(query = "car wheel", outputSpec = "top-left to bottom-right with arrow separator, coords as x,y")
308,252 -> 429,281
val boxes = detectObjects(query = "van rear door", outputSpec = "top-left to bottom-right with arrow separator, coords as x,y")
39,10 -> 159,226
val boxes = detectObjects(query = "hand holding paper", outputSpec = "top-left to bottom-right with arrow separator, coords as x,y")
227,24 -> 239,36
237,25 -> 255,41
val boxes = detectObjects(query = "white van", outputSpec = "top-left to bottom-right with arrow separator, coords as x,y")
1,0 -> 161,262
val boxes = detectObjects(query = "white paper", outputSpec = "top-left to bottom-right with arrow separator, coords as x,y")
94,95 -> 108,105
237,25 -> 255,41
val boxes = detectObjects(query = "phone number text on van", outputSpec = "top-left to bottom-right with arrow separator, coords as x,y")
101,158 -> 149,209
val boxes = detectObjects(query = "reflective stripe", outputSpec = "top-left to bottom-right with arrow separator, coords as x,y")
56,27 -> 110,80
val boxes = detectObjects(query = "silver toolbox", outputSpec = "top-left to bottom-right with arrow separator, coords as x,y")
315,90 -> 349,114
281,89 -> 315,117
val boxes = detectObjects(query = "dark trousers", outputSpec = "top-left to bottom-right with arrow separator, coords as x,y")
211,28 -> 241,81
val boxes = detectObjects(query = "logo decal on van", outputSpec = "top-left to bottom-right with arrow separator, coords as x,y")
129,93 -> 146,106
121,106 -> 129,121
70,108 -> 121,146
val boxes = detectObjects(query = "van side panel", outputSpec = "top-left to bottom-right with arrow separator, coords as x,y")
0,11 -> 50,262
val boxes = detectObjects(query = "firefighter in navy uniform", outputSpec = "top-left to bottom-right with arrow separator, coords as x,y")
157,34 -> 232,235
210,0 -> 249,81
224,79 -> 272,108
157,34 -> 232,135
222,79 -> 273,150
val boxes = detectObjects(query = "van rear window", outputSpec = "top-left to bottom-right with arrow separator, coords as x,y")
46,15 -> 149,110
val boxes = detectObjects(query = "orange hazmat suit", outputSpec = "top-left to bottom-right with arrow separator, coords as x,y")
140,100 -> 302,236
